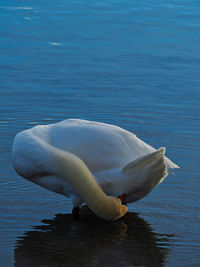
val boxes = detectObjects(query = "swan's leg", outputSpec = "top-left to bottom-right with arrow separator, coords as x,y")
71,195 -> 82,220
72,207 -> 80,220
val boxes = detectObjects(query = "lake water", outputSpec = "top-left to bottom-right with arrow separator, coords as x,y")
0,0 -> 200,266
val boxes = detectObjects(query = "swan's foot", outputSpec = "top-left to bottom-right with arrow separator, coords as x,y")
119,194 -> 127,206
72,207 -> 80,220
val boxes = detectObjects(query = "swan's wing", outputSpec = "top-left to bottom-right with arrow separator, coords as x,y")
49,119 -> 135,171
49,119 -> 179,171
122,148 -> 168,203
17,119 -> 178,174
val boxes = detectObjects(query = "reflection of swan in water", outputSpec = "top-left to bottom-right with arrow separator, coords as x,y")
12,119 -> 179,220
15,208 -> 173,267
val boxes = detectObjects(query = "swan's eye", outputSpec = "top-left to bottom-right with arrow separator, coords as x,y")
119,194 -> 126,202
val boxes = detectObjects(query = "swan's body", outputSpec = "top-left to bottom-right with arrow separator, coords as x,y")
12,119 -> 179,220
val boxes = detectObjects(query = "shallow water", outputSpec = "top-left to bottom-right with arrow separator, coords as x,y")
0,1 -> 200,266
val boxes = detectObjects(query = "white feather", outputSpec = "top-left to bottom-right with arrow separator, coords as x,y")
12,119 -> 179,209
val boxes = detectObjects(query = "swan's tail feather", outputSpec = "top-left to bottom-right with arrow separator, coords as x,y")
123,147 -> 166,173
122,148 -> 168,203
165,156 -> 180,169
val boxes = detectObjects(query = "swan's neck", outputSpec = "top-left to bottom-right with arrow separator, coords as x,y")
51,148 -> 127,220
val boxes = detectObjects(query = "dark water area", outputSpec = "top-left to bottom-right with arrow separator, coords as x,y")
15,208 -> 172,267
0,0 -> 200,266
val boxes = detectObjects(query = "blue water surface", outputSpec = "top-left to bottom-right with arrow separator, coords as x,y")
0,1 -> 200,266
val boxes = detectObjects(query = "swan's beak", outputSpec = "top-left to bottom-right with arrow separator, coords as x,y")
121,205 -> 128,216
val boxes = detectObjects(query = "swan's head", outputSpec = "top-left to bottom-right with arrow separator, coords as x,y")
104,196 -> 128,221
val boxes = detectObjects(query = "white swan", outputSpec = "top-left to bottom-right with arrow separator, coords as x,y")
12,119 -> 179,220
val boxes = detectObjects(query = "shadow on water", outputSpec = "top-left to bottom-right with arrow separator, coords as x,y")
14,207 -> 173,267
